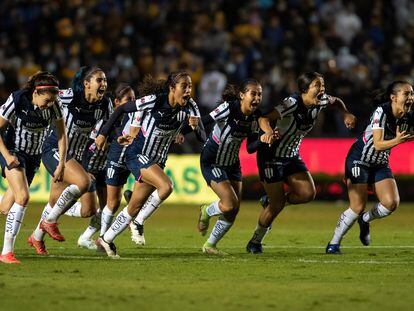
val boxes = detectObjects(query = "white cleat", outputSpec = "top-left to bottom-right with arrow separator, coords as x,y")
77,236 -> 98,250
130,222 -> 146,246
96,237 -> 120,259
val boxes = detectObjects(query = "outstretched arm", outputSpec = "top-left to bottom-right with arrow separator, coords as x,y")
328,95 -> 356,129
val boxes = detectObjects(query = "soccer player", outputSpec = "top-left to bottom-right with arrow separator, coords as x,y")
197,79 -> 276,255
246,72 -> 356,254
28,66 -> 113,255
95,71 -> 200,258
0,71 -> 66,264
326,81 -> 414,254
76,84 -> 141,247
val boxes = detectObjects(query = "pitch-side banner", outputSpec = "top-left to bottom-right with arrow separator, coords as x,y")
0,155 -> 216,204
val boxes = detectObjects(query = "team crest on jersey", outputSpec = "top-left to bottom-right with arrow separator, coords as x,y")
94,109 -> 103,120
176,111 -> 186,122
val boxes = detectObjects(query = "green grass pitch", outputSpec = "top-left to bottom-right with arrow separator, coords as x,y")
1,201 -> 414,310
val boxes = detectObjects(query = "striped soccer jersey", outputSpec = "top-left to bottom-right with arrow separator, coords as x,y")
269,93 -> 331,158
206,100 -> 260,166
0,89 -> 63,155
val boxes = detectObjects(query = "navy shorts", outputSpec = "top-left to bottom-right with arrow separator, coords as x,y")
257,153 -> 308,183
345,153 -> 393,184
105,141 -> 130,186
125,141 -> 164,182
200,147 -> 242,185
0,150 -> 41,186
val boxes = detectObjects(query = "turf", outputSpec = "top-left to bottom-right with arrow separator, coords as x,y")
1,201 -> 414,311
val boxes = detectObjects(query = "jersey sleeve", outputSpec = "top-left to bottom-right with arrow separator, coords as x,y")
135,95 -> 157,111
130,111 -> 143,128
90,120 -> 103,139
275,97 -> 297,118
371,106 -> 386,130
51,99 -> 64,120
0,94 -> 16,121
209,102 -> 230,121
187,98 -> 201,117
58,89 -> 74,106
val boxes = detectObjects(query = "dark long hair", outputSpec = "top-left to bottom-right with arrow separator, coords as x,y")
114,83 -> 133,100
221,79 -> 261,103
371,81 -> 410,108
138,71 -> 190,97
297,72 -> 323,94
72,66 -> 103,97
24,71 -> 59,96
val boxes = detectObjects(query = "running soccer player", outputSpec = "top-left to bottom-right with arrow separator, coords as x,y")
77,84 -> 140,247
28,66 -> 113,255
95,71 -> 200,258
197,79 -> 276,255
246,72 -> 356,254
0,71 -> 66,264
326,81 -> 414,254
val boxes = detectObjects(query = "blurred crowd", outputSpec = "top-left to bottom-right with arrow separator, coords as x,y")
1,0 -> 414,142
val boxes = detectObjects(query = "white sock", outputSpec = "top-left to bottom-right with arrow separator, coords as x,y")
103,207 -> 133,243
80,209 -> 101,240
33,203 -> 52,241
362,203 -> 392,223
2,203 -> 26,255
100,206 -> 115,236
207,216 -> 233,246
64,202 -> 82,217
206,200 -> 221,217
250,224 -> 270,244
330,208 -> 359,244
134,190 -> 163,225
47,185 -> 82,222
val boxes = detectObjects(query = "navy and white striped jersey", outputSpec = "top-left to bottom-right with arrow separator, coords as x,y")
84,112 -> 141,172
270,93 -> 331,158
206,100 -> 260,166
133,93 -> 200,164
48,88 -> 113,162
353,102 -> 397,165
0,90 -> 63,155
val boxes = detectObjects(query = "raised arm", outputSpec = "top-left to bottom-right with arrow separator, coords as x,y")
327,95 -> 356,129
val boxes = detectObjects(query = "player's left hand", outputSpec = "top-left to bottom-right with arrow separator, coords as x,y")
53,163 -> 65,183
189,116 -> 199,130
95,134 -> 107,150
343,113 -> 356,129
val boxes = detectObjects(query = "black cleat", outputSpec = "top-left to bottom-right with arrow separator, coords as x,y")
246,240 -> 263,254
326,243 -> 341,254
358,216 -> 370,246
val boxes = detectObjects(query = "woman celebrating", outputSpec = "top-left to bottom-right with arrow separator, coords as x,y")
95,71 -> 200,258
28,66 -> 113,255
326,81 -> 414,254
197,79 -> 275,255
246,72 -> 356,254
0,71 -> 66,264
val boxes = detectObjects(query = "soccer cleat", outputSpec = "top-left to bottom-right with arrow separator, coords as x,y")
28,235 -> 48,255
40,220 -> 65,241
202,242 -> 228,256
326,243 -> 341,254
123,190 -> 133,203
358,216 -> 371,246
259,195 -> 269,208
197,204 -> 210,236
0,252 -> 20,264
246,240 -> 263,254
77,236 -> 98,250
130,222 -> 145,245
96,237 -> 120,259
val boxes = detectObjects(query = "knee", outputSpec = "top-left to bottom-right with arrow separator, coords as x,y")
158,182 -> 174,200
219,196 -> 239,214
75,175 -> 92,194
14,190 -> 30,206
295,188 -> 316,204
107,197 -> 121,212
381,197 -> 399,212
